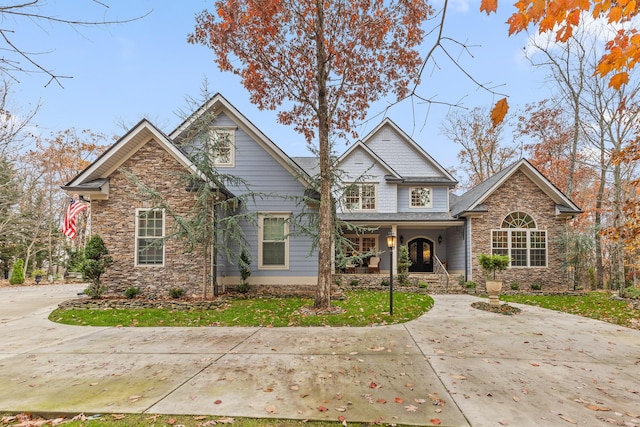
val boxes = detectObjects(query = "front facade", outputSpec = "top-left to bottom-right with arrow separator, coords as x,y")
64,94 -> 581,296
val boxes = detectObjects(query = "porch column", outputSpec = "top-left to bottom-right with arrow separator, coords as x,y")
391,224 -> 398,275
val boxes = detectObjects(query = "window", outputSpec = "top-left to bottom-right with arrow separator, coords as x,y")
344,183 -> 376,211
259,213 -> 289,269
491,212 -> 546,267
136,209 -> 164,266
410,187 -> 432,208
209,128 -> 235,167
343,235 -> 378,256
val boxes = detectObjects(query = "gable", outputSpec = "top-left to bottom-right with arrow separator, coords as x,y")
63,120 -> 197,200
361,119 -> 456,183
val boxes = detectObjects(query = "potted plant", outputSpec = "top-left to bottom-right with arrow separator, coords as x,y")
478,253 -> 510,306
31,269 -> 47,284
463,280 -> 477,294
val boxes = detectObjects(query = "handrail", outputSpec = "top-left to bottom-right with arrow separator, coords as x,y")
433,255 -> 450,292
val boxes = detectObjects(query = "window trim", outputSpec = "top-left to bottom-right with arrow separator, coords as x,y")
135,208 -> 165,267
209,127 -> 236,168
258,212 -> 290,270
343,234 -> 379,256
344,183 -> 377,211
409,186 -> 433,209
491,212 -> 547,268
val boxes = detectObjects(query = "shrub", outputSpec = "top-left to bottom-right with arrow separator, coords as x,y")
623,286 -> 640,299
124,287 -> 141,299
31,269 -> 47,278
80,235 -> 113,299
397,245 -> 411,285
464,280 -> 477,289
510,283 -> 520,291
531,283 -> 542,291
237,249 -> 252,294
65,247 -> 85,273
417,281 -> 429,289
350,279 -> 359,286
380,279 -> 389,286
169,287 -> 184,298
9,259 -> 25,285
478,253 -> 510,280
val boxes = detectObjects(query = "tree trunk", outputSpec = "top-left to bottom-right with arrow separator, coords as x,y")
313,0 -> 332,309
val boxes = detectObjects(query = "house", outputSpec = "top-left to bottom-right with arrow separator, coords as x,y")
63,94 -> 581,296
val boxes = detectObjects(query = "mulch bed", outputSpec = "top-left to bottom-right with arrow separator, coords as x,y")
471,301 -> 522,315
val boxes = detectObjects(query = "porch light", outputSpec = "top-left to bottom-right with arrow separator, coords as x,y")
387,231 -> 396,315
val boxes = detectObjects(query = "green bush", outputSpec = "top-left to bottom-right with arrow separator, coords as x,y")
238,249 -> 252,294
350,279 -> 360,286
510,283 -> 520,290
66,247 -> 85,273
623,286 -> 640,299
169,287 -> 184,299
380,279 -> 389,286
124,287 -> 141,299
31,269 -> 47,278
531,283 -> 542,291
397,245 -> 411,285
417,281 -> 429,289
80,235 -> 113,299
478,253 -> 510,280
9,259 -> 25,285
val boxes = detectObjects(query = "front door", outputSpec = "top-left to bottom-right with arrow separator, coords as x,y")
408,238 -> 434,273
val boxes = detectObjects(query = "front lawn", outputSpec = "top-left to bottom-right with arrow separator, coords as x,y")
501,292 -> 640,329
49,290 -> 434,327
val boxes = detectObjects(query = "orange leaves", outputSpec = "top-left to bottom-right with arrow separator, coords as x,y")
490,98 -> 509,128
480,0 -> 498,14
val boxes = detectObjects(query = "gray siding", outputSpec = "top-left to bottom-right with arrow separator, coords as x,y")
397,186 -> 449,213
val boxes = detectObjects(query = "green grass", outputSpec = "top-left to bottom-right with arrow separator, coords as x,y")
501,291 -> 640,329
1,413 -> 406,427
49,290 -> 434,327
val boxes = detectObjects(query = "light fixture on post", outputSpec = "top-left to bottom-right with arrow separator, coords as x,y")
386,231 -> 396,315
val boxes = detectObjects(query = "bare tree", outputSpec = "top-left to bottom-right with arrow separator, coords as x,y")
0,1 -> 149,86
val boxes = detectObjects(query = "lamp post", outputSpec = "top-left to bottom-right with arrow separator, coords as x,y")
386,231 -> 396,315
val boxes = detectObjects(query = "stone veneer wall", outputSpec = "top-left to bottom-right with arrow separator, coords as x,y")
92,139 -> 206,298
469,170 -> 570,292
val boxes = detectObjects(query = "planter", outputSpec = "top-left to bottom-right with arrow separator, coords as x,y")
486,280 -> 502,306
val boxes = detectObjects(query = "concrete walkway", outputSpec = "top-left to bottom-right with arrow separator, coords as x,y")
0,284 -> 639,426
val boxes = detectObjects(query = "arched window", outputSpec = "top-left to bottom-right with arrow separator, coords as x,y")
492,212 -> 546,267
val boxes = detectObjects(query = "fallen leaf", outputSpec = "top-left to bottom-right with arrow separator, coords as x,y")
168,418 -> 176,425
216,417 -> 234,424
490,97 -> 509,127
498,420 -> 509,425
338,415 -> 346,422
405,404 -> 418,412
290,385 -> 299,391
530,362 -> 540,367
430,418 -> 442,425
395,397 -> 404,403
559,414 -> 577,424
265,405 -> 278,414
318,405 -> 329,412
367,346 -> 385,351
111,414 -> 126,420
214,399 -> 222,405
369,382 -> 380,389
414,398 -> 427,404
376,398 -> 387,404
513,396 -> 520,402
586,404 -> 611,411
450,374 -> 467,380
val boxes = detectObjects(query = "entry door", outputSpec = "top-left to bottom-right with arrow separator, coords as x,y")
408,238 -> 433,273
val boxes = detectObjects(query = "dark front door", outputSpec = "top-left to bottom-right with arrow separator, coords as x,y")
408,238 -> 433,273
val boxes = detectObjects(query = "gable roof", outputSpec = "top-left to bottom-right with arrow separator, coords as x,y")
63,119 -> 201,199
170,93 -> 312,187
450,159 -> 582,219
359,118 -> 457,185
337,140 -> 403,180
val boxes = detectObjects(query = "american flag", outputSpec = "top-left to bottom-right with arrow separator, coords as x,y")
62,198 -> 88,239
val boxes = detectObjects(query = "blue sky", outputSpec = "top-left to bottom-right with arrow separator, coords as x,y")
12,1 -> 549,170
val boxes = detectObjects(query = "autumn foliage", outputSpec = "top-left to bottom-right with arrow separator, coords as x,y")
482,0 -> 640,89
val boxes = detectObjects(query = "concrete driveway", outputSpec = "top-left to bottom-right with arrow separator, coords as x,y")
0,284 -> 639,426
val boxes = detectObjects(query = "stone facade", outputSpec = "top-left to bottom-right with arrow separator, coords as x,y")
469,170 -> 570,292
92,139 -> 207,298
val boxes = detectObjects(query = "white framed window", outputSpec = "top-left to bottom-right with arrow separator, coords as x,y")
491,212 -> 547,267
258,213 -> 290,269
343,234 -> 378,256
135,208 -> 165,266
209,127 -> 235,167
344,183 -> 377,211
409,187 -> 432,208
